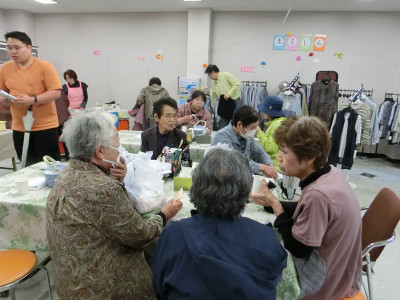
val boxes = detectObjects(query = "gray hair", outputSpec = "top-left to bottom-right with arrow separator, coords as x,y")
62,110 -> 116,160
189,147 -> 252,219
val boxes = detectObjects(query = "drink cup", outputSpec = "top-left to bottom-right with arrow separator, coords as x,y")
15,177 -> 29,194
251,175 -> 269,194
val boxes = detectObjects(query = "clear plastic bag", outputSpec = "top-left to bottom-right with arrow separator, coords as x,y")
124,157 -> 166,214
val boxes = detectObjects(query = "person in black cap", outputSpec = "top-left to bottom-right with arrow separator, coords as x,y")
256,95 -> 286,172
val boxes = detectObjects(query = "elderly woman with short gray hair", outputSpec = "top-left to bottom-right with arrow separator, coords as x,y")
151,147 -> 287,300
46,111 -> 182,300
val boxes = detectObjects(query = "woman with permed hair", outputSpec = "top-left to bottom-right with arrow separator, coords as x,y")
251,115 -> 363,300
151,147 -> 287,300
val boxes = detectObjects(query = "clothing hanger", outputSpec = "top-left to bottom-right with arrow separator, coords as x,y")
321,75 -> 331,85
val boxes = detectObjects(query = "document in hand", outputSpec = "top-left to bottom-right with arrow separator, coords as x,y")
0,89 -> 16,101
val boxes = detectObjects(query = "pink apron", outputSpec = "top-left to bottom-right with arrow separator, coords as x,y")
66,81 -> 84,109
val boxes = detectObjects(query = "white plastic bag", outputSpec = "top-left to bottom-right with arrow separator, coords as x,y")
124,157 -> 166,214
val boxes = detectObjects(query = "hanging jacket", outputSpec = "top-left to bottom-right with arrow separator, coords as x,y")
329,108 -> 359,169
309,80 -> 339,127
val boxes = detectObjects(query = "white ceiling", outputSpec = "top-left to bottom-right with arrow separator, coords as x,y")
1,0 -> 400,14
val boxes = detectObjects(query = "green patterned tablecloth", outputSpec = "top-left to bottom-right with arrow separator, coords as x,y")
118,130 -> 210,162
0,162 -> 50,252
0,162 -> 299,299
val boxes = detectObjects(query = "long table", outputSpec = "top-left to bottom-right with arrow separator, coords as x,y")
0,162 -> 300,299
118,130 -> 210,162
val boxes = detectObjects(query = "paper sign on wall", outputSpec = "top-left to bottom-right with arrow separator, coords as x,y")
286,35 -> 299,51
241,66 -> 254,72
313,34 -> 326,51
299,35 -> 313,51
273,35 -> 285,50
178,77 -> 200,105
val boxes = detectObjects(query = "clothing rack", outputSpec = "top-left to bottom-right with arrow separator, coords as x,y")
384,92 -> 400,100
339,89 -> 373,98
242,81 -> 267,87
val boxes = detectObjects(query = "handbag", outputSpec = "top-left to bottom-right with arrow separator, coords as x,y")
157,145 -> 190,177
217,94 -> 236,119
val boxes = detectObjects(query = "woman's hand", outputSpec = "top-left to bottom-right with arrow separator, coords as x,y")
177,115 -> 192,126
250,179 -> 284,216
110,156 -> 127,183
161,197 -> 183,220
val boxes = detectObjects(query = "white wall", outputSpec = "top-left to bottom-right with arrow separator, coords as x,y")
187,8 -> 212,85
210,11 -> 400,101
0,10 -> 5,35
34,12 -> 188,109
2,10 -> 400,108
0,10 -> 35,42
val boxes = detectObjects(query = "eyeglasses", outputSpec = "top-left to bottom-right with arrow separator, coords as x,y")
161,114 -> 178,120
7,45 -> 27,52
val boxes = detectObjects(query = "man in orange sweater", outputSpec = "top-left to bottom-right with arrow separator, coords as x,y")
0,31 -> 62,166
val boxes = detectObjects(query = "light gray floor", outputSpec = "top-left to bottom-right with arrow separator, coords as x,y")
0,155 -> 399,300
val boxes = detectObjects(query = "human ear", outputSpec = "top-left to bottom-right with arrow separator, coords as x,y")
94,146 -> 105,160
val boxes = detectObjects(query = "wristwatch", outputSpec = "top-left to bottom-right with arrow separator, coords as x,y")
33,94 -> 37,103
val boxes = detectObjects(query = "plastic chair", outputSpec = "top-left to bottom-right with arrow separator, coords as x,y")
342,290 -> 366,300
361,188 -> 400,300
0,250 -> 52,300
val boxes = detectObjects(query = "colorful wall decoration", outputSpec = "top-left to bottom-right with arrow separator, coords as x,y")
273,33 -> 326,52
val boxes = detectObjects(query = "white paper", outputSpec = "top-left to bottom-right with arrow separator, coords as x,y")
0,89 -> 16,101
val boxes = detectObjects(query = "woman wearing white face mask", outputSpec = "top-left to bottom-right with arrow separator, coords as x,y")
211,105 -> 278,179
47,111 -> 182,299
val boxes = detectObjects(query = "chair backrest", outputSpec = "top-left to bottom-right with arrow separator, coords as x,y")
362,187 -> 400,262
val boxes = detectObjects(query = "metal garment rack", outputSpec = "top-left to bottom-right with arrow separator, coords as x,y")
384,92 -> 400,100
242,80 -> 267,87
339,89 -> 373,98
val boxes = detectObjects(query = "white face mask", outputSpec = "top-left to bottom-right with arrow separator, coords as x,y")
102,146 -> 121,168
240,126 -> 256,139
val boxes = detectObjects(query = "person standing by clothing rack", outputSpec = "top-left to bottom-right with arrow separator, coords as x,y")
62,69 -> 89,110
205,64 -> 241,129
